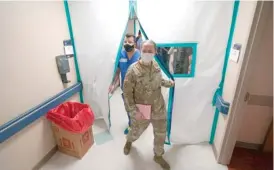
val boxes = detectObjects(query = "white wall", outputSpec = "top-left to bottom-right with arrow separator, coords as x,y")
0,2 -> 79,170
213,1 -> 258,153
237,8 -> 273,144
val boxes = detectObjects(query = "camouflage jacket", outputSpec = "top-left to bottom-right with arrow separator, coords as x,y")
123,60 -> 174,119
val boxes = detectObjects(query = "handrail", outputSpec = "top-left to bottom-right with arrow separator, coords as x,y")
0,82 -> 83,143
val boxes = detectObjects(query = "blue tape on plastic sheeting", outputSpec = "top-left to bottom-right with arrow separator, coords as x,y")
129,0 -> 137,20
154,56 -> 173,80
0,83 -> 82,143
134,19 -> 136,36
64,0 -> 84,103
138,22 -> 148,40
129,1 -> 133,19
215,94 -> 230,115
166,87 -> 175,145
210,0 -> 240,144
157,43 -> 197,48
108,5 -> 135,129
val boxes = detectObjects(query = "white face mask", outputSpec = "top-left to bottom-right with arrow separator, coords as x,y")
141,53 -> 154,63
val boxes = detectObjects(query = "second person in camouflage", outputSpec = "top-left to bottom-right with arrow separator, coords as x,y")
122,40 -> 174,170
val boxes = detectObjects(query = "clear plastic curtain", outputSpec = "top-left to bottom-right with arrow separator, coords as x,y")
137,0 -> 234,144
69,0 -> 234,144
68,0 -> 129,126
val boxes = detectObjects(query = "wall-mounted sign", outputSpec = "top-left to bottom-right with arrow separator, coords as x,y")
230,43 -> 242,63
63,39 -> 74,57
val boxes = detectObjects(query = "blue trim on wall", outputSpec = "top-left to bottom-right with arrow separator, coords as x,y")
210,0 -> 240,144
0,83 -> 83,143
64,0 -> 84,103
156,43 -> 198,78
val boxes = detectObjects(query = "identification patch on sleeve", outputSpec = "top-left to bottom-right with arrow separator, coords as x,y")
119,58 -> 128,62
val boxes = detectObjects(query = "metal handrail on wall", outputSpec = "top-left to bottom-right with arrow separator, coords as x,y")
0,82 -> 83,143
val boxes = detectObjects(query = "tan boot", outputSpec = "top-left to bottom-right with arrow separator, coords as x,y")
154,156 -> 170,170
123,141 -> 132,155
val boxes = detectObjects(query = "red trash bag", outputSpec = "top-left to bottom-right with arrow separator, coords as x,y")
46,102 -> 94,133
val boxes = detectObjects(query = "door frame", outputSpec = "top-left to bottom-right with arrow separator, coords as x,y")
217,1 -> 272,165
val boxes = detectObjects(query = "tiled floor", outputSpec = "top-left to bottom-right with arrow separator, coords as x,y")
228,147 -> 273,170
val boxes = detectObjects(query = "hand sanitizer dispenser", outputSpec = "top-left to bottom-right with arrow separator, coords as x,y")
56,55 -> 70,83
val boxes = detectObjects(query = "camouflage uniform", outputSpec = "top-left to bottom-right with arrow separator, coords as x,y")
123,60 -> 174,156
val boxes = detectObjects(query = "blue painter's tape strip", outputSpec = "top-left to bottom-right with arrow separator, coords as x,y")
154,57 -> 173,80
219,1 -> 240,89
108,5 -> 134,129
0,83 -> 82,143
138,22 -> 148,40
134,19 -> 136,36
157,43 -> 198,47
166,87 -> 175,145
191,44 -> 198,78
64,0 -> 84,103
210,0 -> 240,144
216,94 -> 230,115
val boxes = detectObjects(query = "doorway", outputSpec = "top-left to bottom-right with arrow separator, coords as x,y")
218,1 -> 273,168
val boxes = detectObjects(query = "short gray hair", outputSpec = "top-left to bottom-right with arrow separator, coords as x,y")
141,40 -> 157,51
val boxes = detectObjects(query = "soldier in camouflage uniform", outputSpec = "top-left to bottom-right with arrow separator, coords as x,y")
123,40 -> 174,170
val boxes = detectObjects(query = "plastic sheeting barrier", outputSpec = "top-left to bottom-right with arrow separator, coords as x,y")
67,0 -> 237,144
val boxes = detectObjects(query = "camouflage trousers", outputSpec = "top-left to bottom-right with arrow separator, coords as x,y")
126,118 -> 167,156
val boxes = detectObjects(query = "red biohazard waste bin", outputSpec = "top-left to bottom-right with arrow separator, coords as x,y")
46,102 -> 95,159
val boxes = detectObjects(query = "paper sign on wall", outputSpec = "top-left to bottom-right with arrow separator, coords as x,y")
63,40 -> 74,57
230,43 -> 242,63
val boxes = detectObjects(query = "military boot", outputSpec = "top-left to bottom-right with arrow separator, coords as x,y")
123,141 -> 132,155
154,156 -> 170,170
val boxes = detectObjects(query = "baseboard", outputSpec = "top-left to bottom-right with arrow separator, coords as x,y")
235,141 -> 262,150
32,145 -> 58,170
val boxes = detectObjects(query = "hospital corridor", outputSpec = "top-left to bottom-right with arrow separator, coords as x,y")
0,1 -> 273,170
41,88 -> 225,170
